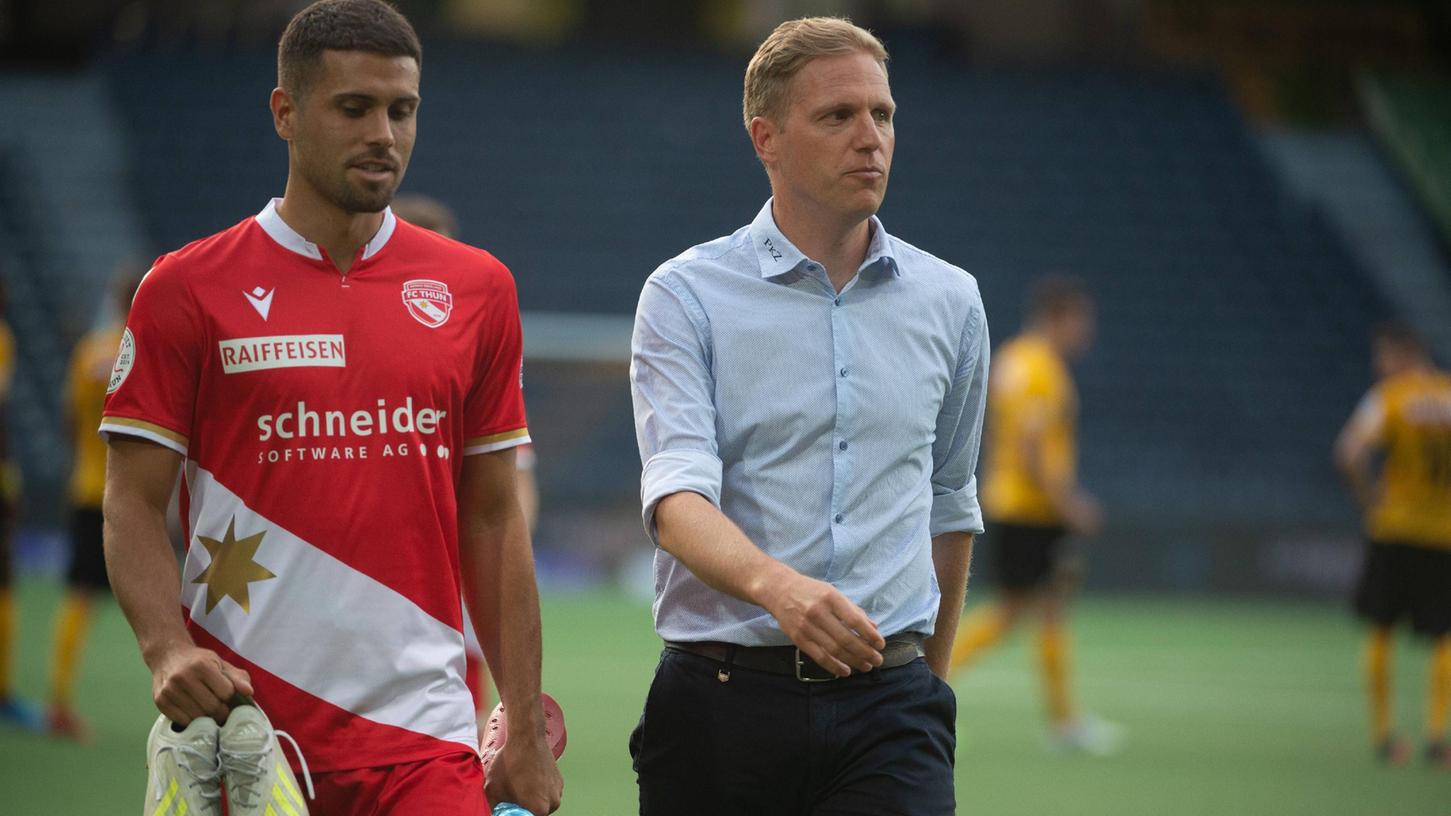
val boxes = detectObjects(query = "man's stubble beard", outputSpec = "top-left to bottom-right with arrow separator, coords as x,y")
328,170 -> 400,215
301,152 -> 402,215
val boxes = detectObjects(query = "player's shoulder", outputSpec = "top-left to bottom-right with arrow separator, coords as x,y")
1377,371 -> 1423,405
391,220 -> 515,290
162,216 -> 259,268
998,334 -> 1042,364
1428,368 -> 1451,394
1003,335 -> 1061,381
142,216 -> 259,292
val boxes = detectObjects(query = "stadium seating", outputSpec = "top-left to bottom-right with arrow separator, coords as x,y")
0,74 -> 158,524
0,151 -> 71,516
26,46 -> 1390,585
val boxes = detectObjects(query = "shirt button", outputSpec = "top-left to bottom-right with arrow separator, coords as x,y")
833,297 -> 841,306
834,513 -> 844,524
838,441 -> 848,451
839,367 -> 848,377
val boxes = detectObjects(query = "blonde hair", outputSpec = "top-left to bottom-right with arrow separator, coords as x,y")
743,17 -> 888,131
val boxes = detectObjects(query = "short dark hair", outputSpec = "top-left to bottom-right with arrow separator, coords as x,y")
1027,273 -> 1092,320
277,0 -> 422,98
1373,320 -> 1428,356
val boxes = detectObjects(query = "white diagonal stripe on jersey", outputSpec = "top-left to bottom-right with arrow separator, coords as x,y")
180,463 -> 477,751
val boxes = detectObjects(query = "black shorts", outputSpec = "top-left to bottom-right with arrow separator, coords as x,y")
1352,540 -> 1451,637
66,507 -> 110,592
990,521 -> 1070,591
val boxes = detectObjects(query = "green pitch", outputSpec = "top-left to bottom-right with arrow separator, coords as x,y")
1,581 -> 1446,814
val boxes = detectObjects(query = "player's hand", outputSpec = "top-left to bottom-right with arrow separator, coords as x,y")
147,643 -> 253,725
758,568 -> 886,677
1065,492 -> 1104,538
485,730 -> 564,815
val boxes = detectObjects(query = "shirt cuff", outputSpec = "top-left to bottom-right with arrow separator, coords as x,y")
640,449 -> 723,546
930,478 -> 983,537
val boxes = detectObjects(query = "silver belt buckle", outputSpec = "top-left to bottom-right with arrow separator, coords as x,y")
794,647 -> 835,682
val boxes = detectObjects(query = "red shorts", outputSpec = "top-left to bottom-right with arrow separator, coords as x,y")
306,751 -> 487,815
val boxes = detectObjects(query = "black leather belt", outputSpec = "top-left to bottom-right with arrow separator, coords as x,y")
665,633 -> 926,682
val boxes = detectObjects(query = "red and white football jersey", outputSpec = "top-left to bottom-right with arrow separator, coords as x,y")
102,200 -> 529,771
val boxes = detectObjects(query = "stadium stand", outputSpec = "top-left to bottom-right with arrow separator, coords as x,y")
0,152 -> 69,518
89,47 -> 1400,587
0,75 -> 156,524
1259,129 -> 1451,362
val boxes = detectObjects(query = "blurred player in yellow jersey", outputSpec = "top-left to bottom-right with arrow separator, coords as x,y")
0,280 -> 41,732
948,275 -> 1120,754
1335,321 -> 1451,769
43,268 -> 145,739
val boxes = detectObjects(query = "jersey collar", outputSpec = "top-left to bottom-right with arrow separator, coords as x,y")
254,198 -> 398,262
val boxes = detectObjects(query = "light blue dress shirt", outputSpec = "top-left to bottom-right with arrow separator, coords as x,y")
631,199 -> 989,645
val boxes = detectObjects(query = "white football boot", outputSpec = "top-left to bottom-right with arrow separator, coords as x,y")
144,714 -> 224,816
217,704 -> 314,815
1046,712 -> 1125,756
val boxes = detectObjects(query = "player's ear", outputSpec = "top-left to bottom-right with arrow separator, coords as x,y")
749,115 -> 779,167
271,87 -> 296,140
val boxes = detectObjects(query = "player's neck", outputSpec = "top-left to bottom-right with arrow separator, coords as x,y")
1398,361 -> 1432,379
275,182 -> 385,274
769,196 -> 872,292
1024,326 -> 1051,345
1026,326 -> 1066,356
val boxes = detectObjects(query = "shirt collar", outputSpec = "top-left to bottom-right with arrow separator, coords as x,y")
860,214 -> 898,277
254,198 -> 397,262
748,198 -> 900,280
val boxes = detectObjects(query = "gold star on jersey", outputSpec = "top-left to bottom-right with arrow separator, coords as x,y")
192,517 -> 276,613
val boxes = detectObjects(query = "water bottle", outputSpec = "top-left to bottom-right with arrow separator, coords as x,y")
492,804 -> 533,816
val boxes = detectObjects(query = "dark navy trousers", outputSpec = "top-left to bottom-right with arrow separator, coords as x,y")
630,648 -> 957,815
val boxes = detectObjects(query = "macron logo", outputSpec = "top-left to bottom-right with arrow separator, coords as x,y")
245,287 -> 275,320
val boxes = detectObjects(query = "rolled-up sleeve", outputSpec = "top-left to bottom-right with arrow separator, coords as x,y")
929,294 -> 990,537
630,270 -> 723,544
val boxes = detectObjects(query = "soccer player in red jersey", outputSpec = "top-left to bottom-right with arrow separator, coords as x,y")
101,2 -> 562,813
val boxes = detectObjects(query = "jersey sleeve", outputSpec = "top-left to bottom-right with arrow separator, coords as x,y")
461,267 -> 529,456
99,258 -> 203,456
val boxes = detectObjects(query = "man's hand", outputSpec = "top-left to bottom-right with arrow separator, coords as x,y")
146,642 -> 252,725
755,566 -> 886,677
485,732 -> 564,815
654,492 -> 885,676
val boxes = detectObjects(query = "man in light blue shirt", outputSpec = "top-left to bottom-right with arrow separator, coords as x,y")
629,16 -> 988,816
